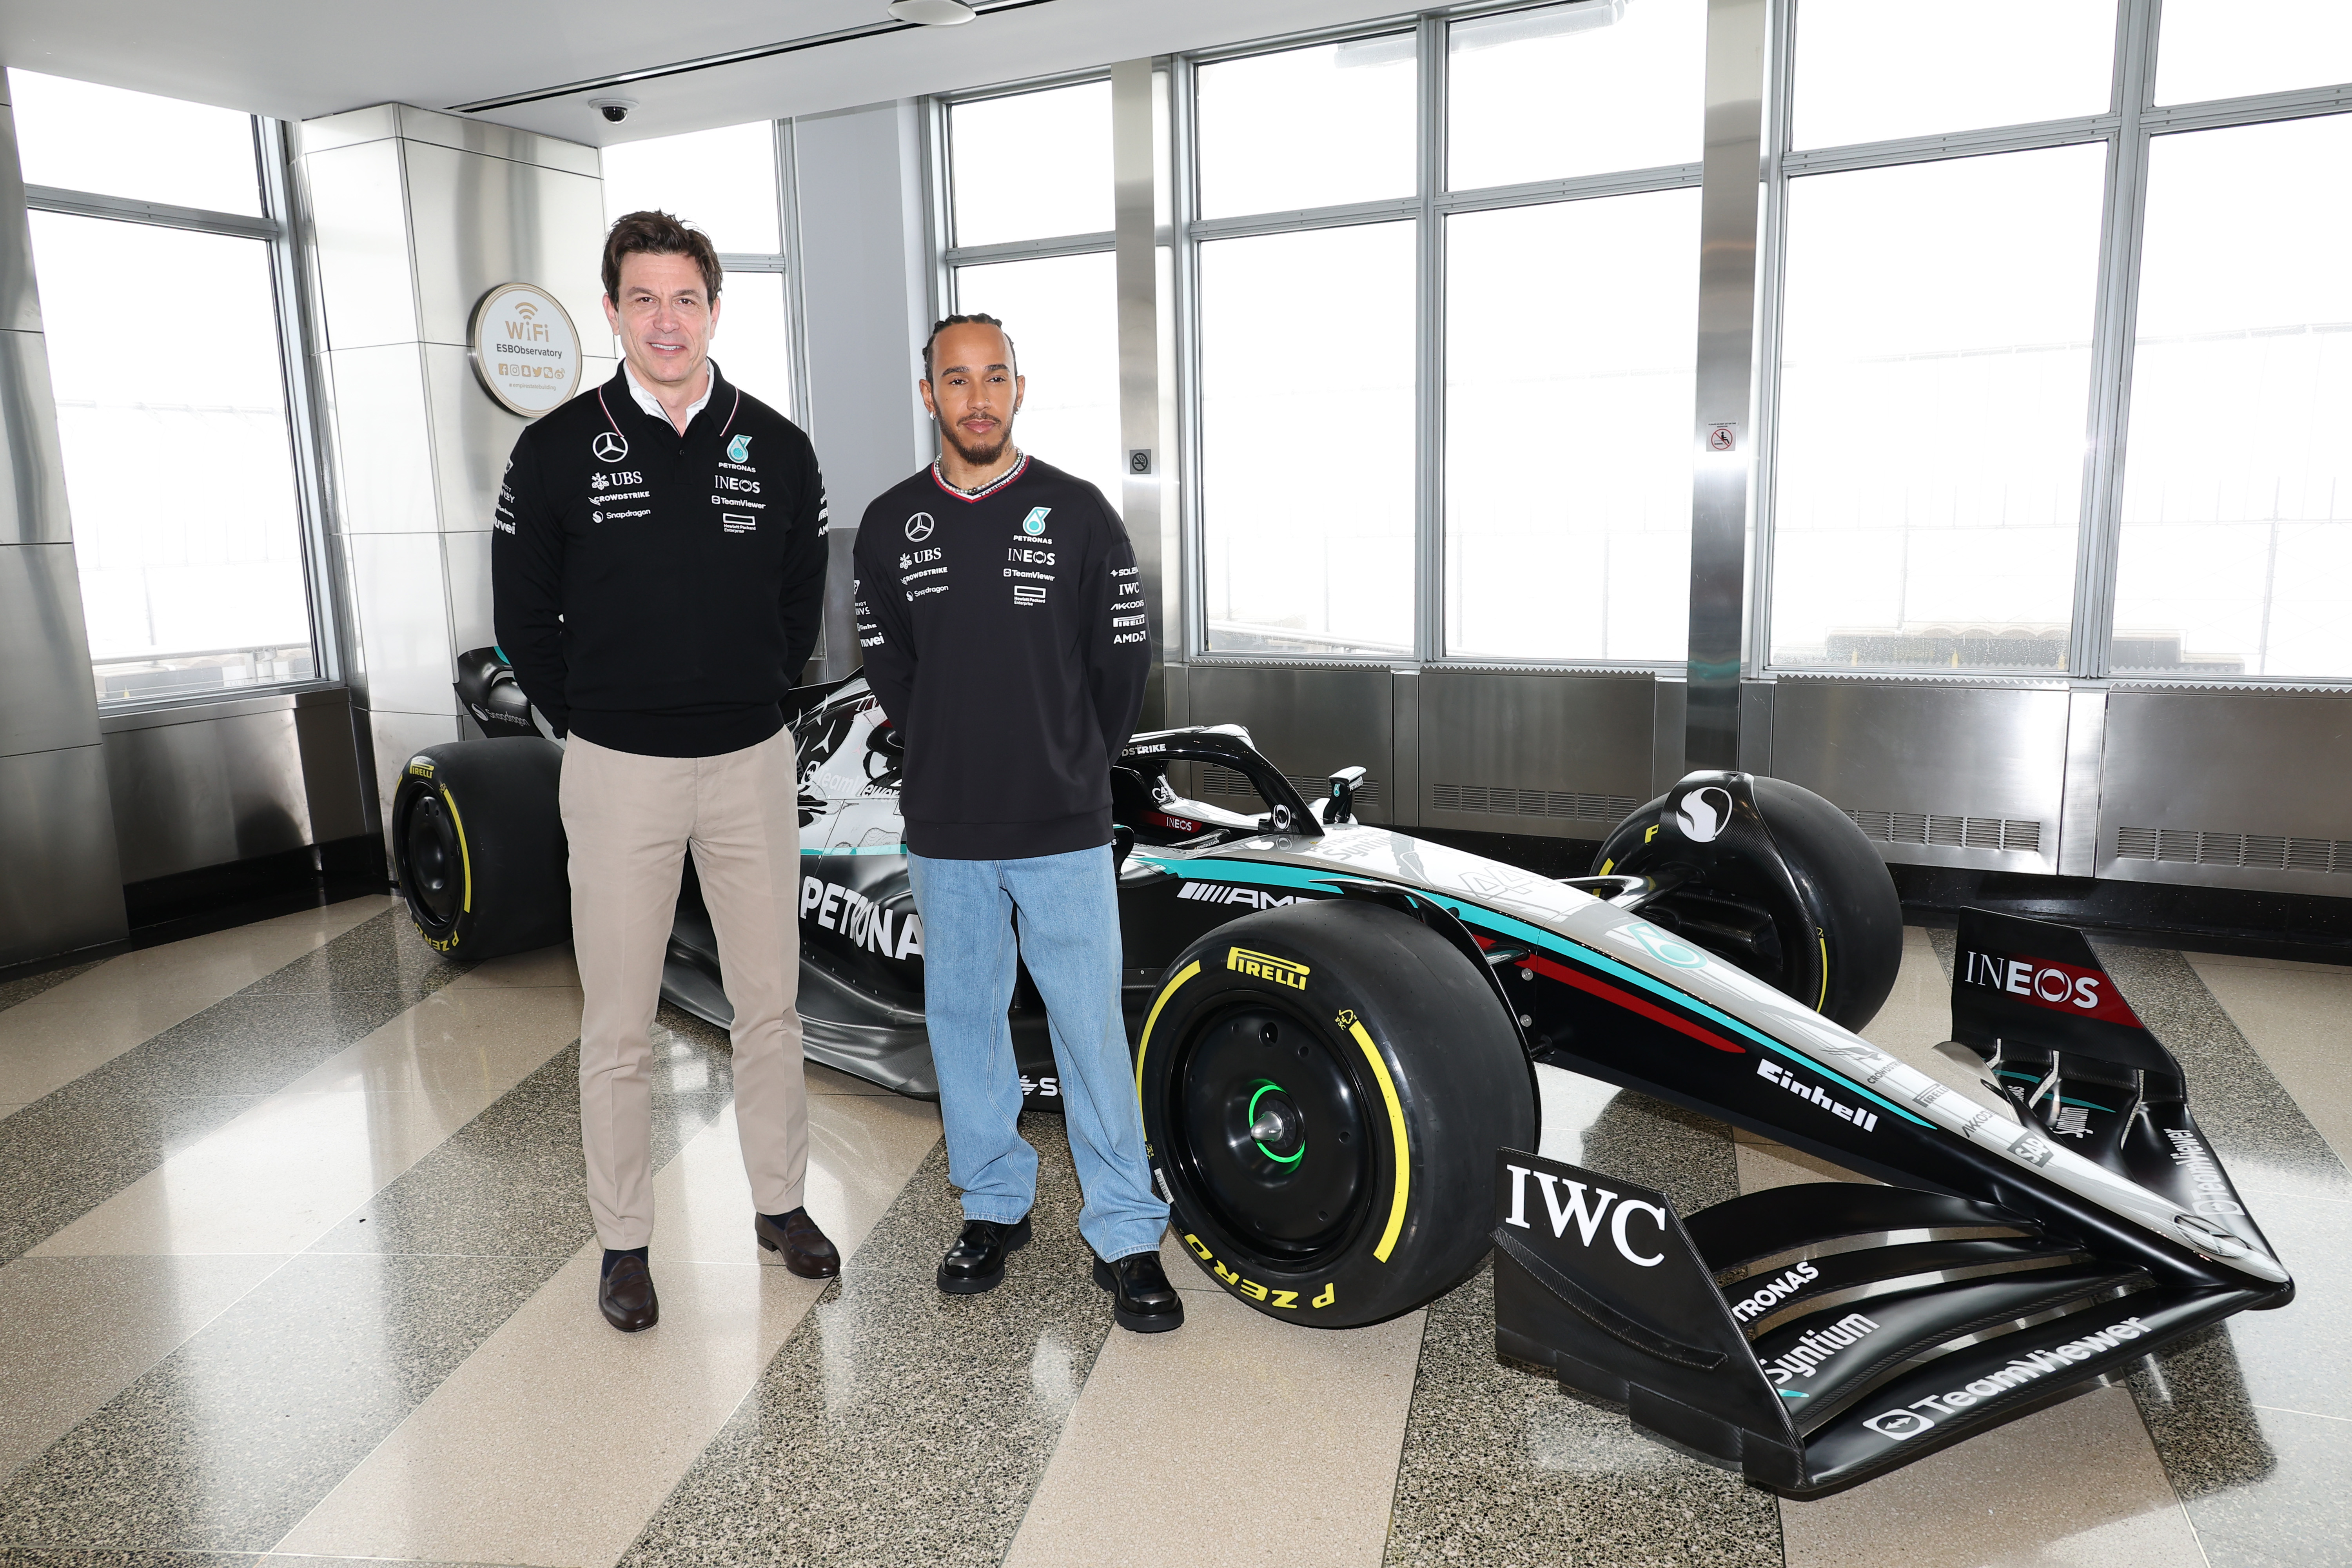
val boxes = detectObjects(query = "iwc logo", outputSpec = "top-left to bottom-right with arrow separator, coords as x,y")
727,433 -> 753,463
592,431 -> 628,463
905,512 -> 935,542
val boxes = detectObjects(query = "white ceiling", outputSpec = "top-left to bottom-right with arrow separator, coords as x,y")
1,0 -> 1421,145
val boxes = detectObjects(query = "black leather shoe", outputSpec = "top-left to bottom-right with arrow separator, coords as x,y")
1093,1250 -> 1185,1333
600,1253 -> 659,1332
755,1207 -> 841,1278
937,1216 -> 1032,1295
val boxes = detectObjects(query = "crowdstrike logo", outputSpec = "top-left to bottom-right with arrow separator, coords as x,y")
1500,1165 -> 1668,1267
1761,1312 -> 1879,1385
1730,1260 -> 1820,1322
1861,1316 -> 2154,1441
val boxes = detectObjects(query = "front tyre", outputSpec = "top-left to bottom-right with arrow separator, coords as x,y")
1136,899 -> 1534,1328
390,738 -> 569,961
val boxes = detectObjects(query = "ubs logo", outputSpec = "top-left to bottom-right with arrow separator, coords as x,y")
592,431 -> 628,463
905,512 -> 935,542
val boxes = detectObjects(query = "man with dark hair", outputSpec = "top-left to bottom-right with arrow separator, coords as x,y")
493,210 -> 839,1333
852,313 -> 1180,1333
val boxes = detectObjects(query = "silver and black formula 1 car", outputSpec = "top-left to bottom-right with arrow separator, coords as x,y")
394,652 -> 2293,1497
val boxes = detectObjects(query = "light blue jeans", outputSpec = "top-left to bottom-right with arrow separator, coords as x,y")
906,844 -> 1168,1261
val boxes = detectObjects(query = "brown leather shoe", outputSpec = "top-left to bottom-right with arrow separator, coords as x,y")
599,1253 -> 659,1332
755,1207 -> 840,1278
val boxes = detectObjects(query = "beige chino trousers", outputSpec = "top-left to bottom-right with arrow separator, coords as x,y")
560,728 -> 808,1249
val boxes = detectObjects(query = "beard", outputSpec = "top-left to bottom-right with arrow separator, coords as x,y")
940,415 -> 1015,469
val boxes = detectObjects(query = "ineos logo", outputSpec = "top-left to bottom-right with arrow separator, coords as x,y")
905,512 -> 935,542
1501,1164 -> 1667,1267
592,431 -> 628,463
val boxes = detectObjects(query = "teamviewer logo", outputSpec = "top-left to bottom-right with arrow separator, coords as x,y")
1863,1409 -> 1934,1441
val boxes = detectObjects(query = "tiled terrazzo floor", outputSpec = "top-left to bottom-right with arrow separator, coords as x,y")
0,895 -> 2343,1566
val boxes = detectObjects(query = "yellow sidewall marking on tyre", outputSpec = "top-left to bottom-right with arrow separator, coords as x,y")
1134,959 -> 1201,1114
440,788 -> 473,914
1815,930 -> 1830,1011
1346,1018 -> 1410,1263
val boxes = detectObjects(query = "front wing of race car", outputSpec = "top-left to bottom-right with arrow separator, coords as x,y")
1122,828 -> 2291,1496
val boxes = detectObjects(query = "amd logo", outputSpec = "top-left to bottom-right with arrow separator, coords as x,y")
1501,1164 -> 1667,1267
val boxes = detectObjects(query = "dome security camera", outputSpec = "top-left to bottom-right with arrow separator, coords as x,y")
590,98 -> 636,123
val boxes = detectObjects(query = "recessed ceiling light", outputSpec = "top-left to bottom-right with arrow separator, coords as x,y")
888,0 -> 976,24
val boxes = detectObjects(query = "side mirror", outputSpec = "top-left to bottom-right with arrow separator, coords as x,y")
1325,766 -> 1367,825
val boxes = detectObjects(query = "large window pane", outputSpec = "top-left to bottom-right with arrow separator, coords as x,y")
713,271 -> 794,419
1197,38 -> 1416,219
949,83 -> 1113,247
2111,115 -> 2352,680
1769,146 -> 2105,670
2156,0 -> 2352,107
952,252 -> 1122,509
1200,223 -> 1415,657
1446,190 -> 1700,661
30,214 -> 311,700
1448,0 -> 1706,190
600,121 -> 779,255
8,69 -> 260,217
1790,0 -> 2115,149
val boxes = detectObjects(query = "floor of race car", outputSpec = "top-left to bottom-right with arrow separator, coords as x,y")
0,901 -> 2342,1568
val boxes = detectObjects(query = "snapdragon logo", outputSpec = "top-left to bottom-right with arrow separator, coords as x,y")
1861,1315 -> 2154,1441
1730,1260 -> 1820,1322
1501,1165 -> 1668,1267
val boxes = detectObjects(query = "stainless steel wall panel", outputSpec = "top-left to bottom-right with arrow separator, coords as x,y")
1651,675 -> 1687,795
391,107 -> 602,178
2097,687 -> 2352,895
321,343 -> 436,533
292,690 -> 368,842
101,705 -> 314,883
0,542 -> 103,756
1388,669 -> 1420,827
1185,665 -> 1394,816
0,104 -> 41,334
345,532 -> 454,716
1737,678 -> 1774,777
1419,670 -> 1657,838
0,330 -> 70,545
1769,679 -> 2069,872
364,708 -> 458,866
422,339 -> 526,532
0,744 -> 125,963
299,139 -> 419,352
289,104 -> 402,160
401,140 -> 606,350
2058,686 -> 2109,878
442,530 -> 493,653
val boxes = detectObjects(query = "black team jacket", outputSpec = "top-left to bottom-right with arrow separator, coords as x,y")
852,454 -> 1151,860
491,362 -> 828,757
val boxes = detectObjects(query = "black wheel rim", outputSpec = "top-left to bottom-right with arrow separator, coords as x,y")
1167,998 -> 1373,1269
401,791 -> 461,931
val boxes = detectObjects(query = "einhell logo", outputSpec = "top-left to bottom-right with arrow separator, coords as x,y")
1227,946 -> 1309,989
1957,948 -> 2143,1027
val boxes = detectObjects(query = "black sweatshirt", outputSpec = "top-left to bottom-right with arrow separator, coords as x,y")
491,362 -> 828,757
852,455 -> 1151,860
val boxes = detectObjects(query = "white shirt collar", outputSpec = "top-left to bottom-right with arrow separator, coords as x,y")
622,360 -> 715,427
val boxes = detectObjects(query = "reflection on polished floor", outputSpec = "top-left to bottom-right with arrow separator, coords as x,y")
0,897 -> 2345,1567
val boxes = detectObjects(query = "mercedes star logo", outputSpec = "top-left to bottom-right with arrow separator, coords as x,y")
592,431 -> 628,463
905,512 -> 935,541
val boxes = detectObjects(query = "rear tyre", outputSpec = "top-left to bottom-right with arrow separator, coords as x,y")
390,738 -> 569,961
1595,773 -> 1902,1032
1136,899 -> 1535,1328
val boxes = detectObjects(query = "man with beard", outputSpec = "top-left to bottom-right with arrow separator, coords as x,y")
851,313 -> 1179,1332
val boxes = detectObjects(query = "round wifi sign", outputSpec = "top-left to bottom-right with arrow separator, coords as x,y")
467,282 -> 581,418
